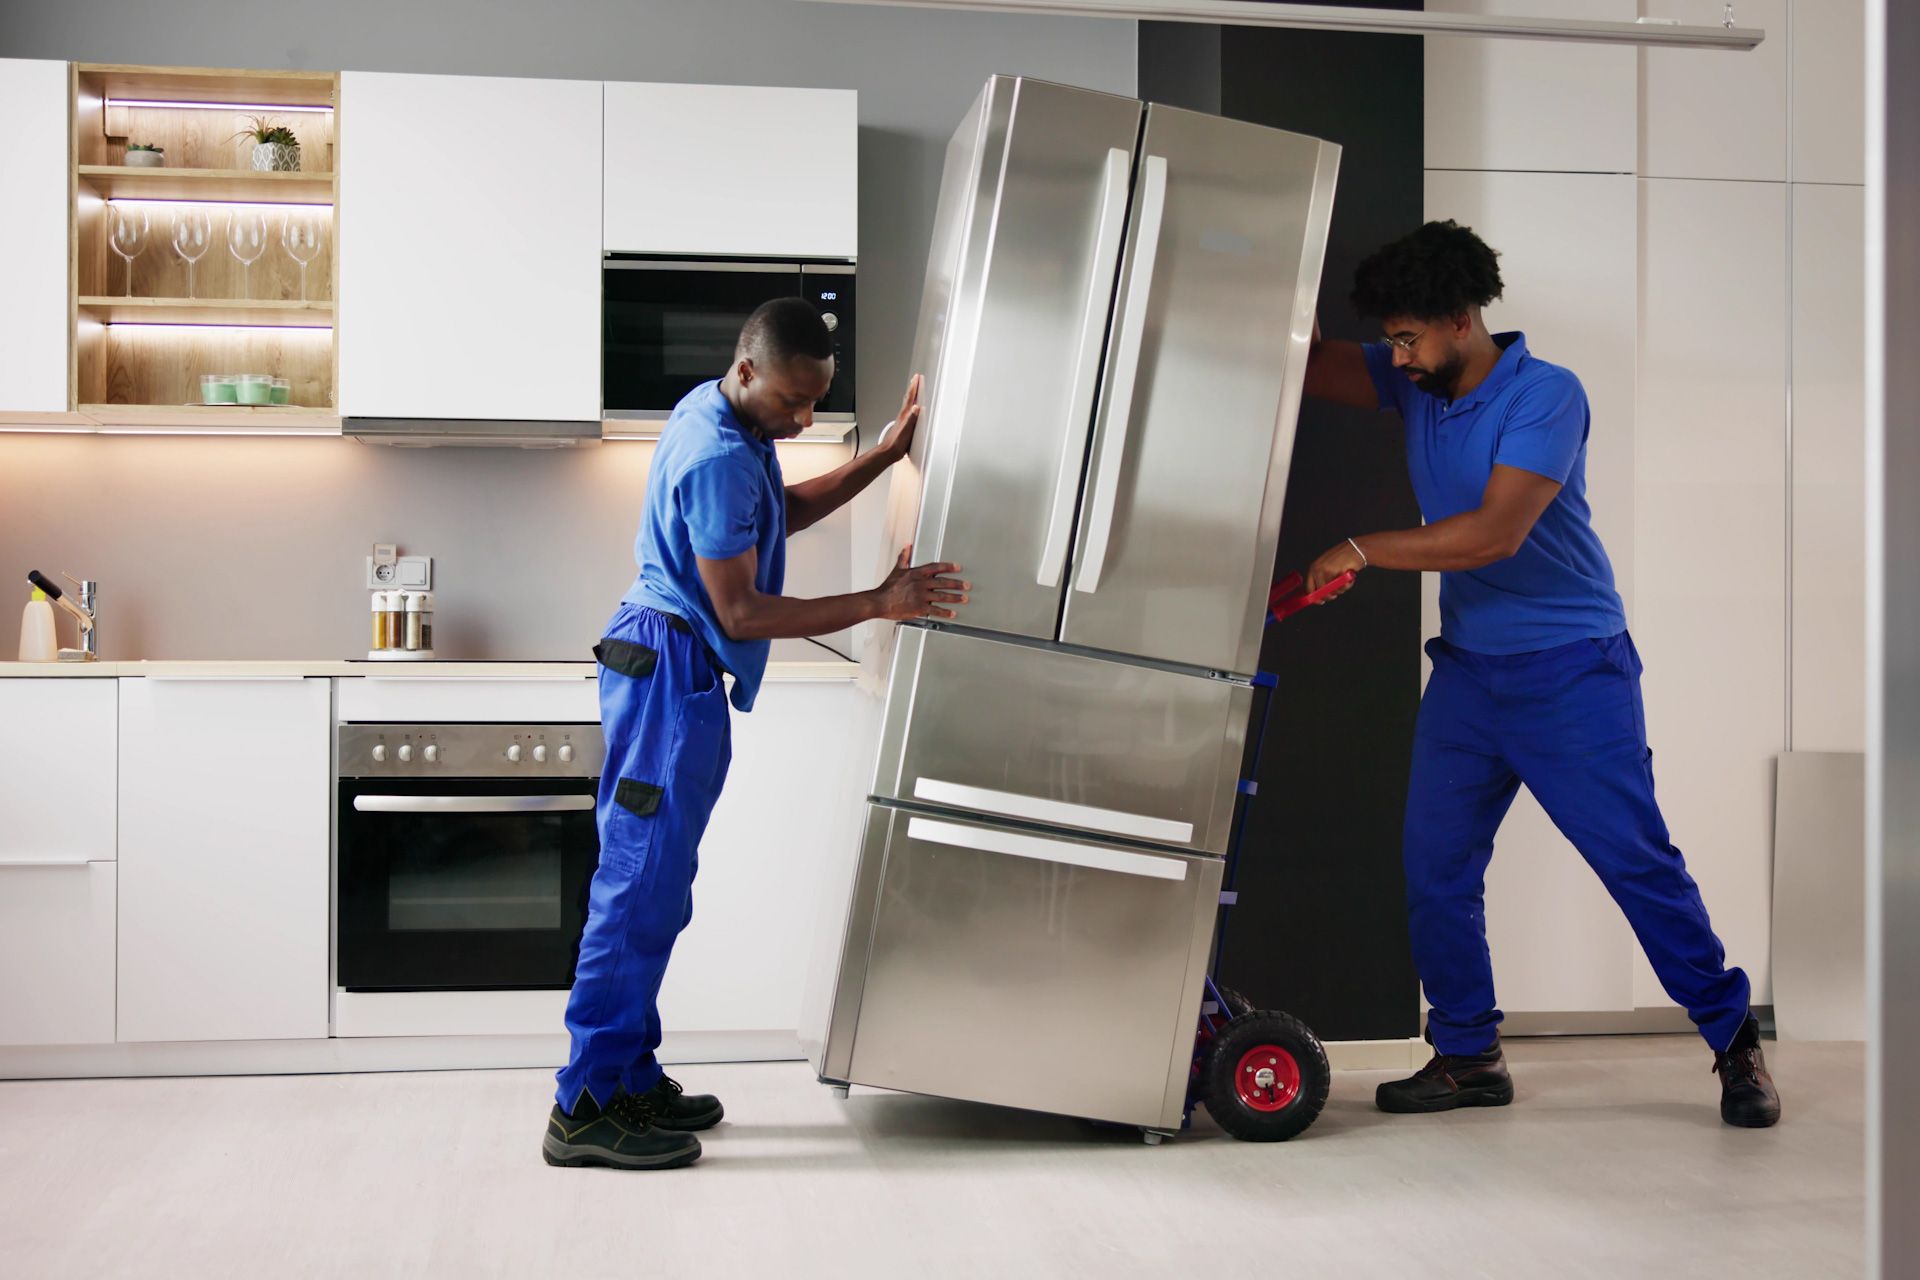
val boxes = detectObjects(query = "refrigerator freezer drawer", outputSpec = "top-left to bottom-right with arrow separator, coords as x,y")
872,626 -> 1253,855
815,805 -> 1221,1131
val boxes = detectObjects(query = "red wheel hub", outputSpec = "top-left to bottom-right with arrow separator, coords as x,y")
1234,1044 -> 1301,1112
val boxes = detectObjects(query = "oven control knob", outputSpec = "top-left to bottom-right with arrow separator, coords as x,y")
371,744 -> 387,763
507,743 -> 522,763
533,744 -> 548,764
821,312 -> 840,333
558,744 -> 575,765
423,744 -> 439,764
398,744 -> 413,763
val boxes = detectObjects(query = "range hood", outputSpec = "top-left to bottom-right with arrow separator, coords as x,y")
344,418 -> 602,449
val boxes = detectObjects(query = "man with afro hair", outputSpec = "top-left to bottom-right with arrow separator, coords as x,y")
1301,220 -> 1779,1130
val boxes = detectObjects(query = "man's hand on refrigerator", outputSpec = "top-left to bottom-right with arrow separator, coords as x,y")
1306,540 -> 1367,598
876,374 -> 924,462
870,544 -> 970,621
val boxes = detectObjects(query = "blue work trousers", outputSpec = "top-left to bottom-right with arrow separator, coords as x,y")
555,604 -> 732,1110
1404,632 -> 1751,1056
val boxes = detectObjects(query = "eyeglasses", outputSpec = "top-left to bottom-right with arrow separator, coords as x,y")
1383,329 -> 1427,353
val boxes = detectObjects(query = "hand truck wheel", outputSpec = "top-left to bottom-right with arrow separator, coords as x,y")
1202,1009 -> 1330,1142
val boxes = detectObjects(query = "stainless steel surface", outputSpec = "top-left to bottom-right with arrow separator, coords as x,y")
906,76 -> 1140,642
336,723 -> 603,778
1062,106 -> 1338,675
351,794 -> 595,814
603,258 -> 853,272
48,574 -> 98,662
343,418 -> 601,448
871,626 -> 1250,854
827,804 -> 1222,1130
793,0 -> 1768,49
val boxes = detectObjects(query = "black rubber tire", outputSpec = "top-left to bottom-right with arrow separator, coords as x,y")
1214,983 -> 1257,1020
1202,1009 -> 1331,1142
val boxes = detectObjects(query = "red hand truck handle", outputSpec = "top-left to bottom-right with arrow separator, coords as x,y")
1268,570 -> 1357,622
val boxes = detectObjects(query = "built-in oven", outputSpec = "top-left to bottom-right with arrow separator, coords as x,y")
602,255 -> 856,425
335,723 -> 605,997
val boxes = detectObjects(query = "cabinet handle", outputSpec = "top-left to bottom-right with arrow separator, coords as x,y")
353,795 -> 593,814
0,854 -> 101,868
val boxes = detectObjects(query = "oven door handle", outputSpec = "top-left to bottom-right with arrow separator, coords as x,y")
352,795 -> 596,814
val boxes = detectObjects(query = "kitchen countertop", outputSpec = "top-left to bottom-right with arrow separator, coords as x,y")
0,659 -> 859,680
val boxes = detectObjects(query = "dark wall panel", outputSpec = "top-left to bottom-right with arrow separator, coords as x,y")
1144,6 -> 1426,1043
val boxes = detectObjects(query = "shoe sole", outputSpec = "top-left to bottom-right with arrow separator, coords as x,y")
541,1131 -> 701,1170
1376,1081 -> 1516,1114
1722,1109 -> 1782,1129
652,1103 -> 725,1133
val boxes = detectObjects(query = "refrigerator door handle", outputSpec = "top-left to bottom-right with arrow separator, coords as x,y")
1075,153 -> 1167,595
913,776 -> 1196,845
1037,146 -> 1133,589
906,816 -> 1190,882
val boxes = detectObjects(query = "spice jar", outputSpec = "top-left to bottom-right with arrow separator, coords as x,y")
404,591 -> 434,653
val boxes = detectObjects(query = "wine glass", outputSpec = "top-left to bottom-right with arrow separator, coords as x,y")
171,208 -> 213,299
228,210 -> 268,300
107,205 -> 149,298
281,214 -> 324,302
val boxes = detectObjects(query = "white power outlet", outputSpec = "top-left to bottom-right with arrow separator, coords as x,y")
365,555 -> 432,590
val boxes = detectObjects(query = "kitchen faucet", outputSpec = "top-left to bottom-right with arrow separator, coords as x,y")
26,570 -> 98,662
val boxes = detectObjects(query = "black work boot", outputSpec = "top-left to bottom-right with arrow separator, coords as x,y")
1376,1041 -> 1514,1114
638,1074 -> 725,1131
1714,1014 -> 1782,1128
543,1089 -> 702,1170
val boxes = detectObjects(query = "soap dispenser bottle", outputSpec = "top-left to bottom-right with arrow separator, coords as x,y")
18,587 -> 57,662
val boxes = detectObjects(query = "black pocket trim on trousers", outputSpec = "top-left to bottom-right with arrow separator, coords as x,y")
593,637 -> 658,680
614,778 -> 663,818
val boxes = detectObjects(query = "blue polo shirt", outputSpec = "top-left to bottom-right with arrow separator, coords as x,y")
623,380 -> 786,711
1363,331 -> 1625,655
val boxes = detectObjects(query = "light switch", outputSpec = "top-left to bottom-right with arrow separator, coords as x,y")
396,556 -> 433,590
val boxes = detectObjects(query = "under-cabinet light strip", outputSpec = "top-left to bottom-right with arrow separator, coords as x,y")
104,323 -> 334,334
106,199 -> 334,211
106,98 -> 333,112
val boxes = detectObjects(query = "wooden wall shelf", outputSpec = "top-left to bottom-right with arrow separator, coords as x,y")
79,298 -> 334,328
79,166 -> 334,204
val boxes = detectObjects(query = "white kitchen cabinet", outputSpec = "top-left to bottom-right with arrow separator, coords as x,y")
603,82 -> 857,259
1790,0 -> 1866,185
338,71 -> 602,422
1790,182 -> 1867,753
0,862 -> 117,1046
0,680 -> 118,866
0,58 -> 73,416
1421,170 -> 1640,1014
117,677 -> 332,1042
1633,176 -> 1788,1006
1640,0 -> 1788,181
1424,0 -> 1636,174
657,680 -> 856,1035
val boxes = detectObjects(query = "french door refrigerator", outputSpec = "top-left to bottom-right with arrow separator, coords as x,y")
803,76 -> 1339,1134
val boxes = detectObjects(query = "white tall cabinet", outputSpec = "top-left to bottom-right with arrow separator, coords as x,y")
117,677 -> 332,1043
1423,170 -> 1641,1015
602,82 -> 857,257
0,58 -> 74,416
1419,0 -> 1862,1020
338,71 -> 603,423
0,681 -> 118,1046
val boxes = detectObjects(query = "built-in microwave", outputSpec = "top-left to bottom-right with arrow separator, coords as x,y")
602,255 -> 856,427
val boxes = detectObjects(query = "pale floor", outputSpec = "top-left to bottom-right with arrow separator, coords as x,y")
0,1036 -> 1863,1280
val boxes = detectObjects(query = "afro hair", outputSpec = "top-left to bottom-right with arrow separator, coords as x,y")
1350,219 -> 1504,322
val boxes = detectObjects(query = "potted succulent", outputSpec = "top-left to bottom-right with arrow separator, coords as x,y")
231,115 -> 301,172
125,142 -> 165,168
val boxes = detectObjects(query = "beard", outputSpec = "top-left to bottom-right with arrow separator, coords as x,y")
1407,350 -> 1469,401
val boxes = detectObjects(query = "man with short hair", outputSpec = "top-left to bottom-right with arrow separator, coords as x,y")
1302,220 -> 1781,1128
544,299 -> 970,1169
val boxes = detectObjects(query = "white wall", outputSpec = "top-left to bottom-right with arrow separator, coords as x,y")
1423,0 -> 1866,1017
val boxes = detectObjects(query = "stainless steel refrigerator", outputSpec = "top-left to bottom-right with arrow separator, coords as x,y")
802,75 -> 1339,1135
